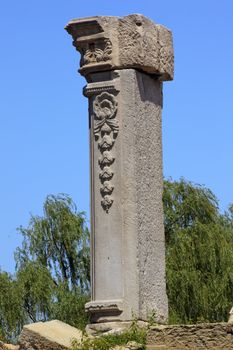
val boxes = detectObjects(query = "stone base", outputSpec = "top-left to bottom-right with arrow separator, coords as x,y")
85,300 -> 124,323
86,321 -> 148,337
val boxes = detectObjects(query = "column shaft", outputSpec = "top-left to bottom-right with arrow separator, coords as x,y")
85,69 -> 167,323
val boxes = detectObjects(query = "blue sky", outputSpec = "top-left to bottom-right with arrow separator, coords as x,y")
1,1 -> 233,273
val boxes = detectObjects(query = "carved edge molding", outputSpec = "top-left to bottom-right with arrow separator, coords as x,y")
85,83 -> 120,213
85,299 -> 123,313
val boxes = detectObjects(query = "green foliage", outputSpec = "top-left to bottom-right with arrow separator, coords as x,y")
0,194 -> 90,342
163,178 -> 219,243
72,322 -> 146,350
15,194 -> 90,292
164,178 -> 233,324
51,283 -> 89,331
0,271 -> 25,342
2,180 -> 233,341
147,309 -> 158,326
16,261 -> 54,323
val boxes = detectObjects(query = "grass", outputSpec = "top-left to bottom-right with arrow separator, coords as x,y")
71,320 -> 147,350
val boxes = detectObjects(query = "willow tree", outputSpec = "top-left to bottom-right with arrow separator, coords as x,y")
2,181 -> 233,342
14,194 -> 90,333
0,271 -> 24,342
164,179 -> 233,324
1,194 -> 90,342
15,194 -> 90,292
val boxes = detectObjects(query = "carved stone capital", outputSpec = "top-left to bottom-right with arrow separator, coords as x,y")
65,14 -> 174,81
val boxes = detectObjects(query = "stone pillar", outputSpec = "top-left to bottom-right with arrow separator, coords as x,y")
65,14 -> 174,324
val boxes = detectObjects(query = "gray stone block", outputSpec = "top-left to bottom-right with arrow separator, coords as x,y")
18,320 -> 82,350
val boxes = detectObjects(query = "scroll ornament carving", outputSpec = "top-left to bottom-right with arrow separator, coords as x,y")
93,92 -> 119,213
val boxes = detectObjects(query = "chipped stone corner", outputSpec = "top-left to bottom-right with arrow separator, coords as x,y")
18,320 -> 82,350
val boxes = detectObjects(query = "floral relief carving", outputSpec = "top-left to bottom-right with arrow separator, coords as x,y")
82,39 -> 112,67
93,91 -> 119,213
100,182 -> 114,195
101,195 -> 114,212
99,134 -> 114,151
99,166 -> 113,181
99,151 -> 115,167
93,92 -> 119,138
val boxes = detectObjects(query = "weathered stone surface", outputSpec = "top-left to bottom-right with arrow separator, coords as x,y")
65,14 -> 173,81
147,323 -> 233,349
18,320 -> 82,350
81,69 -> 168,323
